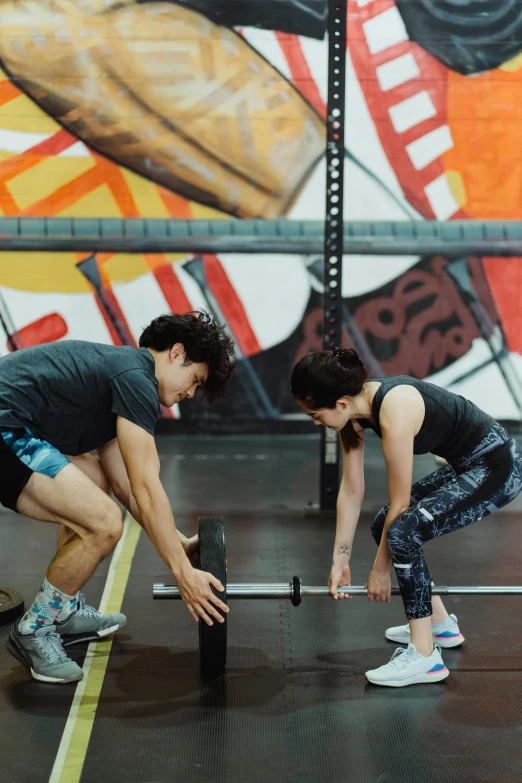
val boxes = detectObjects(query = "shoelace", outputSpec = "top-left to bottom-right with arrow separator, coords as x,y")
388,647 -> 419,670
76,594 -> 102,620
34,631 -> 69,664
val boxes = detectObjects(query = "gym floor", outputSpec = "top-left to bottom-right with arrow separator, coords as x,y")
2,432 -> 522,783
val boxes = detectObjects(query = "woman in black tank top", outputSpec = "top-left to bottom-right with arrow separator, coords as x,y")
291,347 -> 522,687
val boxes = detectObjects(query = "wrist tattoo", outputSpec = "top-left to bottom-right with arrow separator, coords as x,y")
337,542 -> 351,557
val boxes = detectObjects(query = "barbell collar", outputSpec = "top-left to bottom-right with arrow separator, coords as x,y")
153,583 -> 522,600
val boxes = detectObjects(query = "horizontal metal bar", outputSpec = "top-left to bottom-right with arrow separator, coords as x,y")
153,583 -> 293,600
0,238 -> 314,254
1,218 -> 522,255
2,237 -> 522,256
153,583 -> 522,599
302,586 -> 522,596
1,217 -> 522,240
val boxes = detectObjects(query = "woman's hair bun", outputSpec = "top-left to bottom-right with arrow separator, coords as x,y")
331,346 -> 363,369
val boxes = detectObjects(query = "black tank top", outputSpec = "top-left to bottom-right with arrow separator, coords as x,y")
357,376 -> 495,462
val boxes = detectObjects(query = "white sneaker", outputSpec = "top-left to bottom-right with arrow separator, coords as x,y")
365,643 -> 449,687
385,614 -> 464,649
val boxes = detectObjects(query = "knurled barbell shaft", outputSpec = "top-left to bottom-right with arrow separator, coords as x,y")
153,583 -> 522,599
154,584 -> 294,599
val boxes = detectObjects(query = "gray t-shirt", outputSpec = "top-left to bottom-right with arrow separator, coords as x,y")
0,341 -> 160,455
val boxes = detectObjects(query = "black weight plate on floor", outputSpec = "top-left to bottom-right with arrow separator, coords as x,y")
0,586 -> 24,625
198,517 -> 227,679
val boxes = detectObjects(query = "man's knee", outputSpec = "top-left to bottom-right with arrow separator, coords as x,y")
86,500 -> 123,556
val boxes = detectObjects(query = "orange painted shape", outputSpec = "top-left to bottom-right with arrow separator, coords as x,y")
0,180 -> 19,215
444,67 -> 522,220
158,188 -> 192,219
91,154 -> 140,218
0,129 -> 76,185
0,80 -> 20,107
443,65 -> 522,354
21,165 -> 105,216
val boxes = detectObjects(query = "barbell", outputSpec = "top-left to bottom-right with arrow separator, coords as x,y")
153,516 -> 522,679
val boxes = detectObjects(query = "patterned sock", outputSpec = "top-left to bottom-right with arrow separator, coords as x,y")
18,578 -> 76,635
56,592 -> 80,624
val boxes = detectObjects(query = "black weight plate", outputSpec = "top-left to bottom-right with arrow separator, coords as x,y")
0,586 -> 24,626
198,517 -> 227,679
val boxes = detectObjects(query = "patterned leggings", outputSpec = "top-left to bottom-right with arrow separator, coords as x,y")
371,424 -> 522,620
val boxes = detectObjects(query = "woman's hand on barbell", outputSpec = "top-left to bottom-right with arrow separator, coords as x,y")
366,566 -> 392,602
329,561 -> 352,599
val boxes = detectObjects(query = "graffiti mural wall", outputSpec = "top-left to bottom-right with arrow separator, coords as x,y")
0,0 -> 521,423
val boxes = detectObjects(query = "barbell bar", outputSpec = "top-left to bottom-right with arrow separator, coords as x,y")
153,583 -> 522,601
153,516 -> 522,680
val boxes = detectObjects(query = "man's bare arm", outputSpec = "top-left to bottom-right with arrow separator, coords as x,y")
115,418 -> 189,575
97,438 -> 190,545
115,417 -> 228,625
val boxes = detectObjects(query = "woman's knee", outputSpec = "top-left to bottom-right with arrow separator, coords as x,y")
386,514 -> 416,556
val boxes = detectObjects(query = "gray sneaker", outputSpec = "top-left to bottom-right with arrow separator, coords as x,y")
56,593 -> 127,647
7,624 -> 84,683
385,614 -> 465,649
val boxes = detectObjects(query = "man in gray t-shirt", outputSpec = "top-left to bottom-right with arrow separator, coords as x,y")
3,312 -> 235,684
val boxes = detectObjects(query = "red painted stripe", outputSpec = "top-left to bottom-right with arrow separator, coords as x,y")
23,128 -> 76,158
153,263 -> 192,314
202,255 -> 261,357
347,0 -> 469,221
8,313 -> 68,351
157,182 -> 261,361
483,258 -> 522,354
275,32 -> 326,119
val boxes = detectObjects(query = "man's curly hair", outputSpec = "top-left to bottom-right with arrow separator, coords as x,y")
139,312 -> 235,402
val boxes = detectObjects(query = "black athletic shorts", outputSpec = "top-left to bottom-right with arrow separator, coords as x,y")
0,433 -> 33,511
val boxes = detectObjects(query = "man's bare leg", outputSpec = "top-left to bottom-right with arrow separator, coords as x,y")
8,463 -> 125,682
57,453 -> 112,551
18,464 -> 123,596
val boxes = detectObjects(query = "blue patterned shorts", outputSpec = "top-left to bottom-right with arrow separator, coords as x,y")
1,429 -> 70,479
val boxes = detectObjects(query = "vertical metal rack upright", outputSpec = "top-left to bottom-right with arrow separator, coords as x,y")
320,0 -> 347,510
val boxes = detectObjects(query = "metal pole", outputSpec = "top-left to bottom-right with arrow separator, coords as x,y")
320,0 -> 347,511
6,237 -> 522,256
153,583 -> 522,599
154,584 -> 294,600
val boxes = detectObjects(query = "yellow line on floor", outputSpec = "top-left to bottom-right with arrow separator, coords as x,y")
48,514 -> 141,783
